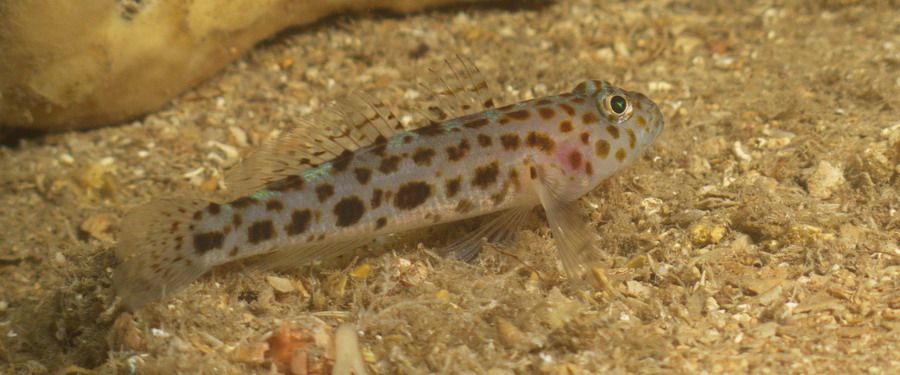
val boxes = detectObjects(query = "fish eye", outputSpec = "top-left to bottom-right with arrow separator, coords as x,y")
599,94 -> 633,122
609,95 -> 627,114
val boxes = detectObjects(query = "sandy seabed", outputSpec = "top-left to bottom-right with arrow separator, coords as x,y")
1,1 -> 898,373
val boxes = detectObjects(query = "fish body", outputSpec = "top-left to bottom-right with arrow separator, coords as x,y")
114,69 -> 663,310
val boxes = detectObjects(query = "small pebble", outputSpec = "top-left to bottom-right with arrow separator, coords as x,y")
266,275 -> 295,293
806,161 -> 844,199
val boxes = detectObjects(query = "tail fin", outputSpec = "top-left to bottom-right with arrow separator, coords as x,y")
113,197 -> 211,310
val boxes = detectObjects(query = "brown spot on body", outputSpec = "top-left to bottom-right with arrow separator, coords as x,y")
378,155 -> 401,174
232,214 -> 242,227
477,134 -> 492,147
332,150 -> 354,172
538,107 -> 556,119
446,139 -> 471,161
530,166 -> 537,179
354,168 -> 372,184
490,182 -> 510,206
268,175 -> 304,192
285,209 -> 311,235
334,197 -> 365,227
637,116 -> 647,127
583,112 -> 599,124
596,140 -> 610,158
615,148 -> 627,162
193,211 -> 203,220
568,150 -> 583,170
207,203 -> 221,215
445,177 -> 462,198
585,161 -> 593,176
525,132 -> 555,154
499,117 -> 511,125
266,200 -> 283,211
455,199 -> 474,214
247,221 -> 275,244
559,103 -> 576,116
375,217 -> 388,229
559,120 -> 573,133
316,184 -> 334,202
412,148 -> 436,166
627,129 -> 636,149
500,134 -> 520,150
580,132 -> 590,144
606,125 -> 620,139
370,143 -> 387,157
415,124 -> 444,137
403,135 -> 415,144
193,232 -> 224,254
231,197 -> 255,209
464,118 -> 490,129
506,109 -> 531,121
473,162 -> 500,189
371,189 -> 383,208
394,181 -> 432,210
229,247 -> 239,257
573,97 -> 586,104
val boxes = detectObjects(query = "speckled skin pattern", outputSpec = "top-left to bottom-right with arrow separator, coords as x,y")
113,79 -> 663,309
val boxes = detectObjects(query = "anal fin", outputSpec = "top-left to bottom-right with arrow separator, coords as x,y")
246,237 -> 372,272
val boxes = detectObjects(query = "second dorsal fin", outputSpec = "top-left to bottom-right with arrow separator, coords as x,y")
223,94 -> 406,198
224,57 -> 503,199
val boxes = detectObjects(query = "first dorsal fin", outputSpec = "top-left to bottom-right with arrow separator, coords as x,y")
417,55 -> 502,123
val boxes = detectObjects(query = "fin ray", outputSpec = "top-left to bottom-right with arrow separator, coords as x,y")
114,197 -> 212,310
247,237 -> 372,272
439,207 -> 532,261
223,94 -> 406,198
417,55 -> 501,123
532,164 -> 605,280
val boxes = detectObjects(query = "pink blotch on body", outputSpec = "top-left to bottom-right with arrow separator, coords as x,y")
554,141 -> 587,175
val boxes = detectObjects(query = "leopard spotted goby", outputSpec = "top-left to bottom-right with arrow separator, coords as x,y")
113,59 -> 664,310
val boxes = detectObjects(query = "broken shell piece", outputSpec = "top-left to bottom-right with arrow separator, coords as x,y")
333,324 -> 369,375
266,275 -> 296,294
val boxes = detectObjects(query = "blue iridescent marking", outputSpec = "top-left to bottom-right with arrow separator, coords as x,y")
441,120 -> 462,134
300,162 -> 332,182
250,190 -> 280,200
389,131 -> 417,149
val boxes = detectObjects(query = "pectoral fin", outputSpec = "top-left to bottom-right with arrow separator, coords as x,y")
439,207 -> 532,261
532,165 -> 604,281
